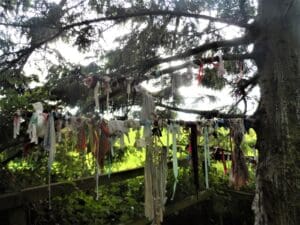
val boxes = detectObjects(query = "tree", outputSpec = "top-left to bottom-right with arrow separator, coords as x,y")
0,1 -> 299,224
251,1 -> 300,225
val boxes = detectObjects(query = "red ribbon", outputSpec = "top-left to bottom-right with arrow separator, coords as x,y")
197,63 -> 204,85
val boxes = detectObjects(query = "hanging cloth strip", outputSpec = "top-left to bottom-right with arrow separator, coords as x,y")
140,88 -> 155,125
197,63 -> 204,85
141,89 -> 169,225
110,137 -> 117,157
235,60 -> 244,84
126,77 -> 133,104
170,123 -> 179,200
98,120 -> 110,171
107,137 -> 117,178
145,141 -> 168,225
44,112 -> 56,171
190,124 -> 199,195
103,76 -> 111,114
55,118 -> 62,143
43,111 -> 56,210
203,126 -> 210,189
32,102 -> 47,140
27,113 -> 38,144
183,64 -> 193,86
94,81 -> 101,112
13,110 -> 21,139
77,124 -> 87,152
134,128 -> 145,149
216,52 -> 226,76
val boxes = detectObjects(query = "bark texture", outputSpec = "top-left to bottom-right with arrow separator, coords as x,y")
253,0 -> 300,225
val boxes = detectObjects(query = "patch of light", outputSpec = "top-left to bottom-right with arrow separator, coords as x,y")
63,106 -> 79,115
247,44 -> 254,52
178,77 -> 260,117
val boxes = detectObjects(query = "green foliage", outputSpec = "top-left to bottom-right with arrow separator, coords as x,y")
30,178 -> 145,225
3,126 -> 256,192
202,67 -> 227,90
27,156 -> 255,225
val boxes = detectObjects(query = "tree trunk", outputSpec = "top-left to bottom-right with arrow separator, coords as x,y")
253,1 -> 300,225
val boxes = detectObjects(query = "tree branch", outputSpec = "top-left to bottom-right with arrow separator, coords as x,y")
228,73 -> 259,114
82,52 -> 254,112
193,53 -> 254,65
0,26 -> 66,73
63,9 -> 250,29
142,36 -> 252,71
156,102 -> 245,119
0,22 -> 31,28
0,9 -> 252,75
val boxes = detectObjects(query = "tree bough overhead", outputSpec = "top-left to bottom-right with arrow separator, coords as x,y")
0,0 -> 299,225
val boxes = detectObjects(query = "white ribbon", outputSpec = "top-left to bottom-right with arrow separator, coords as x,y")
13,110 -> 21,139
216,52 -> 226,76
171,123 -> 179,200
94,81 -> 100,112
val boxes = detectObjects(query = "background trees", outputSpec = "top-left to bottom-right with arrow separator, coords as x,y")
0,1 -> 299,225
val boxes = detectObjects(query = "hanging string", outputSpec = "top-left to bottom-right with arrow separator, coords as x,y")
95,162 -> 99,200
43,111 -> 56,210
48,169 -> 51,210
108,152 -> 112,178
166,124 -> 170,150
206,127 -> 211,167
170,123 -> 179,201
95,164 -> 100,200
95,126 -> 101,201
203,126 -> 209,189
236,60 -> 244,83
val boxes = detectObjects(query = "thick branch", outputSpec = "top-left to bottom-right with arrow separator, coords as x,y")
143,36 -> 252,71
63,9 -> 249,29
0,9 -> 249,29
156,103 -> 245,119
193,53 -> 254,65
228,73 -> 259,114
110,36 -> 252,78
0,22 -> 30,28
